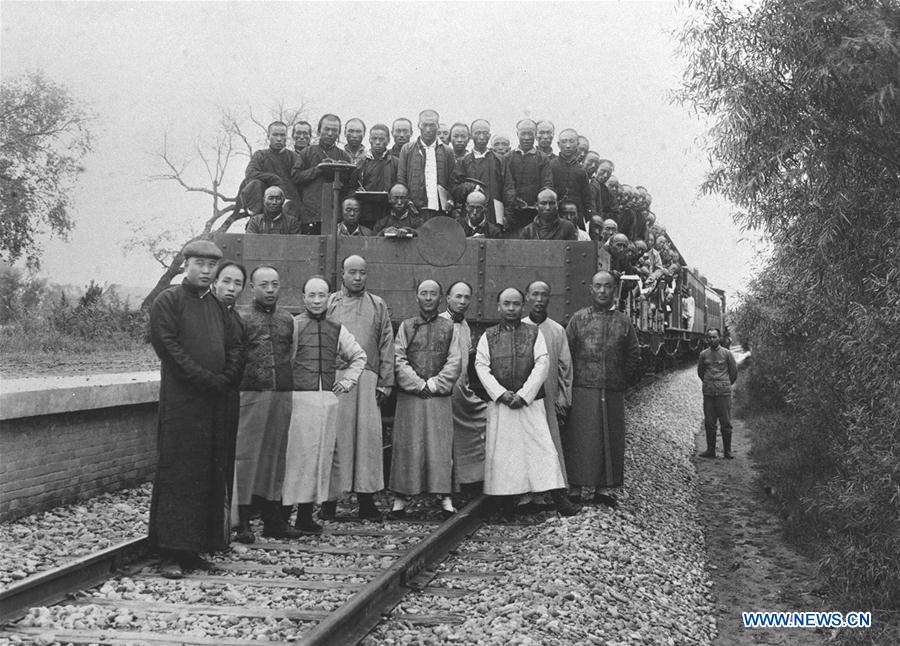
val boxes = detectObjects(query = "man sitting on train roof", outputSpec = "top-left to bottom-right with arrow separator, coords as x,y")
591,158 -> 617,220
560,200 -> 591,241
240,120 -> 300,220
245,186 -> 302,235
451,119 -> 516,228
582,151 -> 602,181
375,184 -> 423,237
449,122 -> 470,163
576,135 -> 591,165
456,190 -> 501,238
291,113 -> 352,235
397,109 -> 455,219
338,197 -> 373,237
350,123 -> 398,227
518,189 -> 579,241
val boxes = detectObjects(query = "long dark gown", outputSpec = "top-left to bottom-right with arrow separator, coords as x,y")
148,280 -> 244,554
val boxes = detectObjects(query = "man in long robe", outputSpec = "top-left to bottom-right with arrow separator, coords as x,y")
233,266 -> 303,542
324,255 -> 394,520
522,280 -> 573,493
564,271 -> 640,508
475,288 -> 579,520
284,277 -> 366,533
439,281 -> 486,495
389,280 -> 461,519
148,240 -> 244,579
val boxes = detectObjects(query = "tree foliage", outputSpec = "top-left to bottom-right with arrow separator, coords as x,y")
677,0 -> 900,620
0,71 -> 92,266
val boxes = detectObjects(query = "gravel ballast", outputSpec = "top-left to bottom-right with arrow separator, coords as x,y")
364,366 -> 717,645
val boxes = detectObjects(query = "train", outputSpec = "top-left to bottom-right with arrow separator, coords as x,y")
212,211 -> 726,374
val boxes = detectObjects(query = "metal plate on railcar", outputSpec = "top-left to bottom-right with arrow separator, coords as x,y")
416,217 -> 467,267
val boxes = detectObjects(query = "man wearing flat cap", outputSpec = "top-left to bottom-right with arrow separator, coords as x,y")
148,239 -> 245,579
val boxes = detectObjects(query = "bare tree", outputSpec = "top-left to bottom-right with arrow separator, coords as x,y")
133,101 -> 310,309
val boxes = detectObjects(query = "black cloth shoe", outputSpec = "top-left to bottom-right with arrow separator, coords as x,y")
551,489 -> 582,517
357,494 -> 382,520
593,493 -> 618,509
159,559 -> 183,579
318,500 -> 337,521
698,450 -> 716,458
235,505 -> 256,544
386,508 -> 407,520
182,554 -> 215,571
294,503 -> 323,533
263,522 -> 305,539
723,451 -> 735,459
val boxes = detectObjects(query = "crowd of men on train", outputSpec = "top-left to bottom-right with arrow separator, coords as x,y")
147,238 -> 640,579
239,110 -> 687,318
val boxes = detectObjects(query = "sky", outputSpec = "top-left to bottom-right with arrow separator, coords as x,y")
1,0 -> 764,301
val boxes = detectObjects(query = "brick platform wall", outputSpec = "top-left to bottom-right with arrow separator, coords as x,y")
0,403 -> 158,522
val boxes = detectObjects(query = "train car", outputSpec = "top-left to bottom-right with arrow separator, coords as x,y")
213,215 -> 722,373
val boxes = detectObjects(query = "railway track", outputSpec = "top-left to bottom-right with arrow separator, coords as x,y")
0,496 -> 515,645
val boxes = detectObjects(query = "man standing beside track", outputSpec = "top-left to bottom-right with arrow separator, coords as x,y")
324,255 -> 395,520
389,279 -> 461,519
439,280 -> 487,496
564,271 -> 640,509
697,328 -> 738,459
283,276 -> 366,533
474,288 -> 578,519
522,281 -> 573,497
148,240 -> 244,579
233,266 -> 303,543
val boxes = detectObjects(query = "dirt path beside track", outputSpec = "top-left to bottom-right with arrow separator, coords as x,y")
692,414 -> 828,645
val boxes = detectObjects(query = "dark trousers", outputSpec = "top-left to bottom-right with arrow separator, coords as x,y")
703,394 -> 733,453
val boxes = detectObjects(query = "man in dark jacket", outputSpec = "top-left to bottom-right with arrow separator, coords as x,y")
240,121 -> 300,219
507,118 -> 554,236
451,119 -> 516,227
390,117 -> 413,158
456,190 -> 501,238
148,240 -> 244,579
291,114 -> 352,234
519,189 -> 578,241
698,328 -> 738,459
350,123 -> 398,227
245,186 -> 302,234
549,129 -> 595,228
398,109 -> 455,218
564,271 -> 640,509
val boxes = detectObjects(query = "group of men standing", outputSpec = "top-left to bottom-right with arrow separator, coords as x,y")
148,240 -> 641,578
238,110 -> 621,241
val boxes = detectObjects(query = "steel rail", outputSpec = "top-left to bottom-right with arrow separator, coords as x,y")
0,536 -> 148,624
301,495 -> 489,646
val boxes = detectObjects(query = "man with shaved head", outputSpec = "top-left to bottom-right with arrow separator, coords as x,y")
564,271 -> 640,509
350,123 -> 398,227
291,114 -> 352,234
397,109 -> 455,219
591,159 -> 617,219
389,279 -> 462,519
245,186 -> 302,234
440,280 -> 487,495
456,190 -> 501,238
576,135 -> 591,165
475,287 -> 578,520
451,119 -> 516,228
437,123 -> 450,146
519,189 -> 579,241
507,118 -> 554,236
241,121 -> 301,220
521,280 -> 574,512
325,255 -> 394,520
282,276 -> 366,533
343,118 -> 367,166
491,134 -> 511,157
549,128 -> 595,230
337,197 -> 372,237
536,120 -> 557,159
375,183 -> 423,237
233,265 -> 302,543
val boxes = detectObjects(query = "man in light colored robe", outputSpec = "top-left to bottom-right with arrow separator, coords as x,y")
324,255 -> 394,520
389,279 -> 461,519
283,277 -> 366,533
439,280 -> 486,495
475,288 -> 580,520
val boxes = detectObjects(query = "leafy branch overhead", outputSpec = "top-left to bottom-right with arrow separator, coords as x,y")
0,71 -> 93,266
